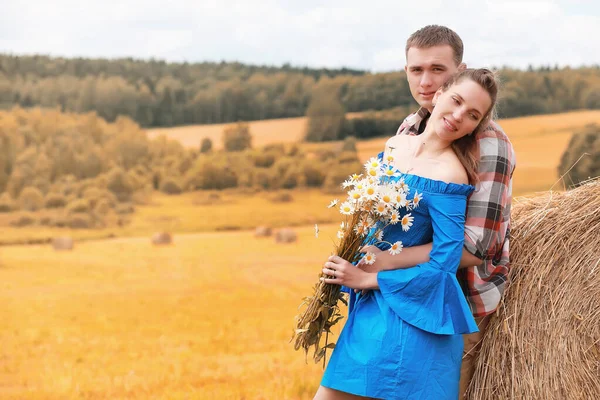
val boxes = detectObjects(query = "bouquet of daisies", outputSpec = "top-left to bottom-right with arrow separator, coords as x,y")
292,154 -> 420,364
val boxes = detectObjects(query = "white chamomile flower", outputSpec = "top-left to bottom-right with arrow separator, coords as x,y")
382,166 -> 400,179
339,201 -> 355,215
354,180 -> 366,191
374,201 -> 388,216
360,216 -> 374,230
348,189 -> 363,202
412,191 -> 423,208
396,179 -> 409,193
363,184 -> 378,201
342,179 -> 354,189
376,230 -> 384,241
337,230 -> 344,239
364,157 -> 381,171
401,213 -> 414,232
379,188 -> 396,207
351,173 -> 363,182
395,192 -> 408,208
354,224 -> 367,236
385,154 -> 394,163
389,241 -> 403,255
314,224 -> 319,238
366,168 -> 380,178
389,210 -> 400,225
363,252 -> 377,265
328,199 -> 339,208
340,221 -> 346,230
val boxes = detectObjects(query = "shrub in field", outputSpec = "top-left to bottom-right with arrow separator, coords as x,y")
10,212 -> 36,227
67,199 -> 90,214
322,161 -> 363,192
18,187 -> 44,211
68,213 -> 92,229
39,214 -> 53,226
0,192 -> 15,212
252,168 -> 274,190
287,144 -> 300,157
160,178 -> 183,194
200,137 -> 213,153
302,162 -> 327,187
106,167 -> 135,202
341,136 -> 357,152
263,143 -> 286,155
223,122 -> 252,152
45,192 -> 68,208
280,166 -> 305,189
94,198 -> 112,215
251,151 -> 277,168
558,124 -> 600,186
185,160 -> 238,190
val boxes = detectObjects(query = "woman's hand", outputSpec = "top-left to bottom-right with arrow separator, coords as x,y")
357,245 -> 387,273
321,255 -> 378,290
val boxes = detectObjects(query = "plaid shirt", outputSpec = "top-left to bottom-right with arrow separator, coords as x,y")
396,108 -> 516,317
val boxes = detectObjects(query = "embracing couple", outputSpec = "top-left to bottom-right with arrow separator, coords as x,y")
313,25 -> 516,399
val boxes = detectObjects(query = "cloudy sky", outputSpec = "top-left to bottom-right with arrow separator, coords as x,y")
1,0 -> 599,72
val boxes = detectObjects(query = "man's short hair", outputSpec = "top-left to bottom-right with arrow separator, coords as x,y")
405,25 -> 464,65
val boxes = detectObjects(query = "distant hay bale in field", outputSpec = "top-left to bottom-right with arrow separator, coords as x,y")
274,228 -> 297,244
151,232 -> 173,245
468,179 -> 600,400
255,226 -> 272,238
52,237 -> 74,251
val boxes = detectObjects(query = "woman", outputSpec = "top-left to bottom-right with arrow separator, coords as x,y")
313,68 -> 499,400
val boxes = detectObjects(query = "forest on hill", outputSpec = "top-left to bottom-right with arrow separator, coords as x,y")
1,55 -> 599,127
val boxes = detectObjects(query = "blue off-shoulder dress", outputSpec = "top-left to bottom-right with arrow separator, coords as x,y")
321,159 -> 479,399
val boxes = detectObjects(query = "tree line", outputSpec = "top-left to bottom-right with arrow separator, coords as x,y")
1,55 -> 599,127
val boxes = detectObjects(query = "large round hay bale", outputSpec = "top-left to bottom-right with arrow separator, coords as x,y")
468,179 -> 600,399
255,226 -> 272,238
151,232 -> 172,245
52,237 -> 74,251
274,228 -> 297,244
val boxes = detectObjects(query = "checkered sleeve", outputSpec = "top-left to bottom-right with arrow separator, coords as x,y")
459,122 -> 516,317
463,124 -> 515,260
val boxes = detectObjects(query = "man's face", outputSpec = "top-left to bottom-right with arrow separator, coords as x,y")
405,45 -> 462,111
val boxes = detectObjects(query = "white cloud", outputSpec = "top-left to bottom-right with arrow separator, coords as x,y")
0,0 -> 599,71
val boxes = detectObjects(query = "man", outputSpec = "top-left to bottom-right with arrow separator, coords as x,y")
360,25 -> 516,398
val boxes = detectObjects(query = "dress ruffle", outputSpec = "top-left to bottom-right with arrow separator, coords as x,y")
376,151 -> 475,196
378,265 -> 479,335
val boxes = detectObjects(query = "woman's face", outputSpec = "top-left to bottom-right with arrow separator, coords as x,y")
430,79 -> 492,142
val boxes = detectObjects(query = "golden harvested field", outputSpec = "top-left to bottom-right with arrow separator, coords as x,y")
146,113 -> 366,150
0,190 -> 339,246
0,225 -> 342,399
147,117 -> 308,150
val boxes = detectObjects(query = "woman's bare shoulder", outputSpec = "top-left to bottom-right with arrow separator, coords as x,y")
385,133 -> 413,150
431,152 -> 469,185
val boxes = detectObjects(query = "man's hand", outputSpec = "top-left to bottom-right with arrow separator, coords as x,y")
321,255 -> 378,290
